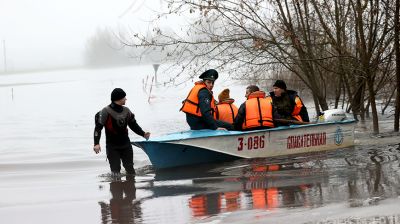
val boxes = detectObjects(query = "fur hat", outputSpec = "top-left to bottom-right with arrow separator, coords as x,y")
218,88 -> 230,102
199,69 -> 218,81
111,88 -> 126,101
273,80 -> 287,90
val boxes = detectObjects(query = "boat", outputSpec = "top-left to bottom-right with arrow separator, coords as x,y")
132,117 -> 356,169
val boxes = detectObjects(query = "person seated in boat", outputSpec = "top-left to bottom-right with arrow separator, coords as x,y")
215,88 -> 238,125
233,85 -> 274,131
180,69 -> 233,130
269,80 -> 309,126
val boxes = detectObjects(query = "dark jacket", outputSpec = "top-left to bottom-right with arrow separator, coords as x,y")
234,103 -> 247,131
186,89 -> 233,130
269,90 -> 309,124
94,103 -> 145,146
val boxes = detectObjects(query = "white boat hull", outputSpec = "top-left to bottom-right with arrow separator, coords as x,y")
133,120 -> 355,169
177,122 -> 353,158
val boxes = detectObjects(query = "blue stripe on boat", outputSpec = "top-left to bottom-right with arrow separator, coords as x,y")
133,141 -> 239,169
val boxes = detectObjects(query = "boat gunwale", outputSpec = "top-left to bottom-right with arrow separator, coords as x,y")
132,119 -> 356,143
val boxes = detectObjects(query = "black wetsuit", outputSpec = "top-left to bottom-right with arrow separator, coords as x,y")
94,102 -> 145,174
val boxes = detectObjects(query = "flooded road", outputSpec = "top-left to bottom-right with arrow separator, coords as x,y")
1,66 -> 400,223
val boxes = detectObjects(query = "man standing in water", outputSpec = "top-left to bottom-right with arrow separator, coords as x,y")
93,88 -> 150,176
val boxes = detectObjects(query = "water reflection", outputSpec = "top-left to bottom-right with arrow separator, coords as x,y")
144,144 -> 400,222
99,144 -> 400,223
189,193 -> 221,217
99,176 -> 142,223
186,162 -> 324,217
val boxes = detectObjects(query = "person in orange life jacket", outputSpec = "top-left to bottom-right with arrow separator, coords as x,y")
181,69 -> 233,130
215,88 -> 238,124
233,85 -> 274,131
93,88 -> 150,176
269,80 -> 309,126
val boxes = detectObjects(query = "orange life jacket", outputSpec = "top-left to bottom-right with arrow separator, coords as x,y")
215,99 -> 238,124
189,195 -> 207,217
251,187 -> 278,209
251,189 -> 267,209
252,164 -> 280,172
180,81 -> 216,117
266,187 -> 278,209
189,194 -> 221,217
243,91 -> 274,130
224,191 -> 240,211
291,96 -> 303,122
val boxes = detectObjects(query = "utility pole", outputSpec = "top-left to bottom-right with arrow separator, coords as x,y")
3,40 -> 7,73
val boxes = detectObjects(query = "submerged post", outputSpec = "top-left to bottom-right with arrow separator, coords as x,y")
148,76 -> 154,103
152,64 -> 160,84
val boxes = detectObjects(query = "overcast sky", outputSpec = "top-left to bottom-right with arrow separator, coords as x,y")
0,0 -> 169,71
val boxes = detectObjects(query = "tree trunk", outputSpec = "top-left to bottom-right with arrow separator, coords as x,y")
382,87 -> 396,115
367,77 -> 380,134
334,76 -> 342,109
312,92 -> 321,116
395,0 -> 400,132
351,78 -> 365,121
341,82 -> 346,109
359,84 -> 366,121
318,96 -> 329,111
365,100 -> 370,118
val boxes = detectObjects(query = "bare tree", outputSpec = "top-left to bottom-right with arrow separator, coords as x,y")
395,0 -> 400,131
125,0 -> 397,133
127,1 -> 337,113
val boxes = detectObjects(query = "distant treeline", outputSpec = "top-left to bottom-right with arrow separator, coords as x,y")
84,27 -> 169,67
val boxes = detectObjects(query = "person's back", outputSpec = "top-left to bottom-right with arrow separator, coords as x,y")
96,104 -> 134,146
234,85 -> 274,131
215,88 -> 238,124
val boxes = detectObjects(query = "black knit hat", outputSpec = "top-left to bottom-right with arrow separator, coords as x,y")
111,88 -> 126,101
199,69 -> 218,81
273,80 -> 287,90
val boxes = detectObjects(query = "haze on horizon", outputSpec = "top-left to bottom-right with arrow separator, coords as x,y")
0,0 -> 170,73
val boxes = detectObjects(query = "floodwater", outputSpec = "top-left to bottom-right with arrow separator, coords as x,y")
1,65 -> 400,224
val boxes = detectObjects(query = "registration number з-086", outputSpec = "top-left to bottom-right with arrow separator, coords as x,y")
237,135 -> 265,151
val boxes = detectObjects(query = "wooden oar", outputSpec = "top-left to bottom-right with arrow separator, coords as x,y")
274,118 -> 313,125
